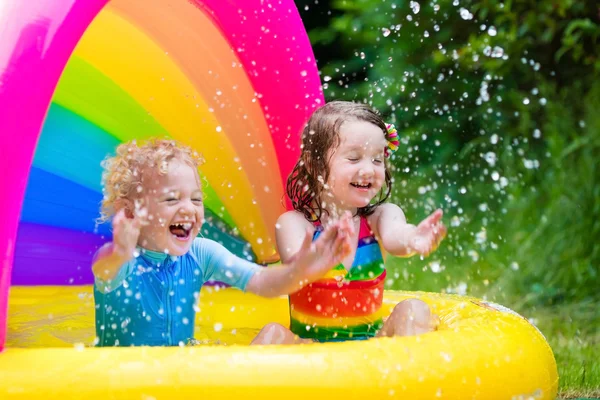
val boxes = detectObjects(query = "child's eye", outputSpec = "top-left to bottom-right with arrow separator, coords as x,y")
192,198 -> 203,204
347,158 -> 359,162
373,158 -> 383,164
164,198 -> 178,203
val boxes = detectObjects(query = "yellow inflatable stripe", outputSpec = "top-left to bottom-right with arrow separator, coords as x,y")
73,9 -> 273,257
290,308 -> 386,327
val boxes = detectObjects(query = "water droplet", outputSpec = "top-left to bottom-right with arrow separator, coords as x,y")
539,98 -> 547,106
533,129 -> 541,139
214,322 -> 223,332
300,70 -> 307,77
483,152 -> 497,167
216,126 -> 222,132
523,159 -> 539,169
430,261 -> 443,273
459,8 -> 473,20
323,75 -> 332,82
468,250 -> 479,261
487,26 -> 497,36
410,1 -> 420,14
490,46 -> 504,58
360,52 -> 366,59
475,230 -> 487,244
523,97 -> 530,105
510,262 -> 519,271
382,27 -> 391,37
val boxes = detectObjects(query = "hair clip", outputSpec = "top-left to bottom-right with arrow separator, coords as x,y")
385,123 -> 399,158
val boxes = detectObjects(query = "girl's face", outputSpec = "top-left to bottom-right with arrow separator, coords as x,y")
324,120 -> 388,214
136,159 -> 204,255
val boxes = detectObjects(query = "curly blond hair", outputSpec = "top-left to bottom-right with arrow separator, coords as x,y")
99,138 -> 204,222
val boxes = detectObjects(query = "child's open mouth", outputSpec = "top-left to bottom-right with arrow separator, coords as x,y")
351,182 -> 372,190
169,222 -> 193,240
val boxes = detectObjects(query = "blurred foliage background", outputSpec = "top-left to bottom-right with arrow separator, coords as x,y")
295,0 -> 599,397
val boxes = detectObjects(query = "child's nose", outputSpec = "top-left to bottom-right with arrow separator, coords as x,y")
359,162 -> 374,177
178,200 -> 196,216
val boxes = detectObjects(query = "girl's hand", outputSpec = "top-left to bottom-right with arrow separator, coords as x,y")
112,209 -> 144,259
289,213 -> 354,285
411,209 -> 447,256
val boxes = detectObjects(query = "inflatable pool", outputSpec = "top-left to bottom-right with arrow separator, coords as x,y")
0,0 -> 557,398
2,286 -> 557,399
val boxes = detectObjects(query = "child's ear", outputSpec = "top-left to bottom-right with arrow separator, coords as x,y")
114,198 -> 134,219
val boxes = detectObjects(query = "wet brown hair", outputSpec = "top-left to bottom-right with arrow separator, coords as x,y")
286,101 -> 393,222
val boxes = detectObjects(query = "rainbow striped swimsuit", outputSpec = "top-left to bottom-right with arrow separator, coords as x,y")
289,217 -> 386,341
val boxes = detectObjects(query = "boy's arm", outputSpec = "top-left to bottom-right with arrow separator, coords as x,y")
91,242 -> 131,281
245,214 -> 353,297
371,203 -> 446,257
92,209 -> 142,281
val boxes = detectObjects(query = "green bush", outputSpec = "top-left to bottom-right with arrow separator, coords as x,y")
297,0 -> 600,305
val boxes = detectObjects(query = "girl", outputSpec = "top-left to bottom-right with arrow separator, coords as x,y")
92,138 -> 353,347
257,101 -> 446,344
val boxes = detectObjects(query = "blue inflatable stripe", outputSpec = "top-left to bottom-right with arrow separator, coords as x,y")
32,103 -> 119,193
20,167 -> 110,236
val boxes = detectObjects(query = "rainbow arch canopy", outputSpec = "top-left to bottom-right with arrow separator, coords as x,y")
0,0 -> 323,350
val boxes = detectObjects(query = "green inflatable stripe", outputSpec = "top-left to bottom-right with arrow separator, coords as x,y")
290,317 -> 383,341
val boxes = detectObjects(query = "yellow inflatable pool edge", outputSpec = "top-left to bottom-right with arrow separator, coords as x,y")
1,286 -> 558,399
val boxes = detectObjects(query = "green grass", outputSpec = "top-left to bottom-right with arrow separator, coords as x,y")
528,302 -> 600,399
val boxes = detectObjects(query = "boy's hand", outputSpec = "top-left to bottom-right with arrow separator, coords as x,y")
289,213 -> 354,285
411,209 -> 447,256
112,209 -> 144,259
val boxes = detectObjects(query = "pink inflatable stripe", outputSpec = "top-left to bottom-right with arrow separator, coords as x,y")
192,0 -> 325,193
0,0 -> 108,351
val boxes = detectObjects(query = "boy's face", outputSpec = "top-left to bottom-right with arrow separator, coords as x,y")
136,159 -> 204,256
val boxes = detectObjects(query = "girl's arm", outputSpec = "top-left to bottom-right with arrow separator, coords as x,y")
274,211 -> 314,263
245,212 -> 353,297
370,203 -> 446,257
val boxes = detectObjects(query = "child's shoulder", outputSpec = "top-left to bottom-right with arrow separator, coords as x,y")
366,203 -> 405,232
190,237 -> 222,252
370,202 -> 403,219
277,210 -> 313,230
